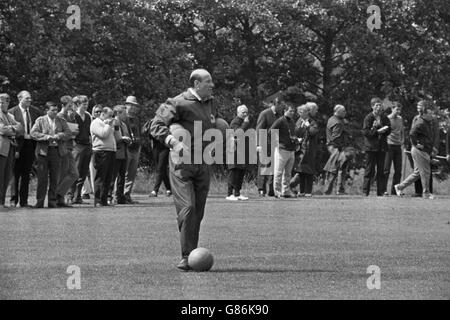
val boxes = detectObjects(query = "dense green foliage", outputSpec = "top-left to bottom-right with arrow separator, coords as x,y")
1,0 -> 449,171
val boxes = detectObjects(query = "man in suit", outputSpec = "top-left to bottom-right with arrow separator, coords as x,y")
31,102 -> 71,208
9,90 -> 42,208
0,93 -> 23,208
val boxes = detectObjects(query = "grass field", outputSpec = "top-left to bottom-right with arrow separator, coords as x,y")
0,193 -> 449,300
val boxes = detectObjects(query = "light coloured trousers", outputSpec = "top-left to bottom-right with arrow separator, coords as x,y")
273,147 -> 295,196
124,147 -> 141,197
398,146 -> 431,195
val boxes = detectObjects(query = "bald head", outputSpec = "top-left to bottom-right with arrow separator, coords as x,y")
334,104 -> 346,119
189,69 -> 214,100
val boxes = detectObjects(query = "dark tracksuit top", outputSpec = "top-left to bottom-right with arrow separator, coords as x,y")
269,115 -> 296,151
149,88 -> 217,258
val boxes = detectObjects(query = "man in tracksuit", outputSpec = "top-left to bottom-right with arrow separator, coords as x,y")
150,69 -> 216,271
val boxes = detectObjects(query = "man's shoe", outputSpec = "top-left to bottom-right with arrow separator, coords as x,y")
423,193 -> 435,200
48,202 -> 58,208
237,195 -> 249,200
268,191 -> 275,197
226,195 -> 239,201
72,198 -> 85,205
177,258 -> 192,271
20,204 -> 33,208
116,198 -> 127,205
125,198 -> 139,204
166,190 -> 172,197
149,191 -> 157,197
394,184 -> 403,197
10,201 -> 17,208
258,190 -> 265,197
304,193 -> 312,197
34,203 -> 44,209
82,194 -> 90,200
57,202 -> 72,208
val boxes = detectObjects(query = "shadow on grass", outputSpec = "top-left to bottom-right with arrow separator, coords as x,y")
210,268 -> 334,273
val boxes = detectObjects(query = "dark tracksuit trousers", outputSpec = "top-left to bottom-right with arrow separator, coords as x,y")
362,151 -> 386,196
169,157 -> 210,258
152,143 -> 171,193
227,168 -> 246,196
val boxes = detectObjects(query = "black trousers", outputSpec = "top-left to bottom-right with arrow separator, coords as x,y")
152,145 -> 171,192
12,139 -> 35,206
384,145 -> 402,195
70,144 -> 92,200
227,168 -> 246,196
290,172 -> 314,194
109,157 -> 127,202
93,151 -> 115,205
169,159 -> 210,258
362,151 -> 386,196
36,147 -> 61,206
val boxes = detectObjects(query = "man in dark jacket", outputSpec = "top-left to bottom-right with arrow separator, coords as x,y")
150,69 -> 217,271
226,104 -> 251,200
109,105 -> 131,204
255,98 -> 283,197
9,90 -> 42,207
395,101 -> 435,199
362,97 -> 391,196
291,102 -> 320,196
269,104 -> 298,198
323,104 -> 350,195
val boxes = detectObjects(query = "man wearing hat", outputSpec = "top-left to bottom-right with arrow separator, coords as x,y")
124,96 -> 142,204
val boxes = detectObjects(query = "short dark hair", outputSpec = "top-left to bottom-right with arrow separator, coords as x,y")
44,101 -> 58,111
371,97 -> 382,107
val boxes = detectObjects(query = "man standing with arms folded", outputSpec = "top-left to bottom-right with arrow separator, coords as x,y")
0,93 -> 23,209
383,102 -> 404,195
31,102 -> 71,208
395,101 -> 435,199
9,90 -> 41,208
150,69 -> 216,271
362,97 -> 391,197
69,95 -> 92,205
124,96 -> 142,204
56,96 -> 79,207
